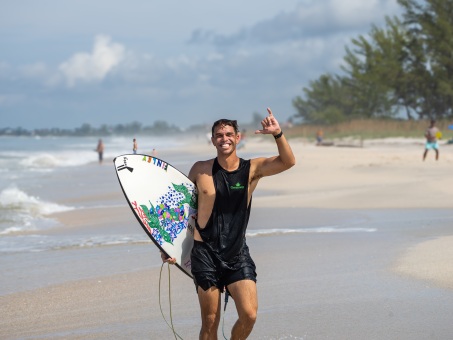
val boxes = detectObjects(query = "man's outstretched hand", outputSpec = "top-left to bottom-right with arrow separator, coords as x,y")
255,108 -> 282,136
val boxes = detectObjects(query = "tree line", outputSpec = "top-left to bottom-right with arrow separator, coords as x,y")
0,120 -> 182,137
2,114 -> 263,137
293,0 -> 453,124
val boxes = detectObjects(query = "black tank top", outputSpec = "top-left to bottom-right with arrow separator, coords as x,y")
196,157 -> 252,264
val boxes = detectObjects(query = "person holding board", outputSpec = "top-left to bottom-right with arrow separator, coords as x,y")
162,108 -> 296,339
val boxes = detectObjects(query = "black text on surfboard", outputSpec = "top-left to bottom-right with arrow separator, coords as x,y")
117,157 -> 134,172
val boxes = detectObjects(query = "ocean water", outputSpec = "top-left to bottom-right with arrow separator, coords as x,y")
0,135 -> 189,253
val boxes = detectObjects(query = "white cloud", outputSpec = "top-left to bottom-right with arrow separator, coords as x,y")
190,0 -> 401,46
58,35 -> 125,87
329,0 -> 400,27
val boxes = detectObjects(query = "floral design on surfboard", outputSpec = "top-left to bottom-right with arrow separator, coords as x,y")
132,183 -> 197,245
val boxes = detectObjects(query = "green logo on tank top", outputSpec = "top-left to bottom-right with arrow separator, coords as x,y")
230,182 -> 245,190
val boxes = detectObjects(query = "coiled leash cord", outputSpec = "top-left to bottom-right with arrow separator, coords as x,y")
158,263 -> 231,340
158,263 -> 183,340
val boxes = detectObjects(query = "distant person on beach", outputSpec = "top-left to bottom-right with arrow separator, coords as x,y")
316,129 -> 324,145
96,139 -> 104,164
162,108 -> 295,339
152,148 -> 157,157
423,119 -> 440,161
133,138 -> 138,154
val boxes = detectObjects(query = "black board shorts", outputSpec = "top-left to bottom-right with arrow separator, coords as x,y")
191,240 -> 257,292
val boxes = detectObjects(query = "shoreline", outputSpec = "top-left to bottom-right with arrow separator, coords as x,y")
393,235 -> 453,290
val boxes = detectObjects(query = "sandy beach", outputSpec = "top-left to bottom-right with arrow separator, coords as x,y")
2,136 -> 453,339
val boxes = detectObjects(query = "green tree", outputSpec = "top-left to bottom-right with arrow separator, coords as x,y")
295,17 -> 409,123
75,123 -> 93,136
294,0 -> 453,123
398,0 -> 453,119
341,16 -> 414,120
293,74 -> 354,124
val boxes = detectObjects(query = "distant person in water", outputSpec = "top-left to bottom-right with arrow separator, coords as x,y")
96,139 -> 104,164
133,138 -> 138,154
423,119 -> 440,161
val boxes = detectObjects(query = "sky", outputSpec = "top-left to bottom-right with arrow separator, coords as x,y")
0,0 -> 403,130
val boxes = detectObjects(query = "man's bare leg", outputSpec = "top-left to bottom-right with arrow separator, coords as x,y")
197,286 -> 221,340
423,149 -> 428,161
227,280 -> 258,340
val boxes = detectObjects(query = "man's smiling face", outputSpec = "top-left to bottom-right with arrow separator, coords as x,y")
212,124 -> 240,155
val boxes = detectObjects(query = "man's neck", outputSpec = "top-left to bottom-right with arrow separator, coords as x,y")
216,153 -> 240,171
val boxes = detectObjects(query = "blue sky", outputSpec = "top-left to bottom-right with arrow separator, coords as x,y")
0,0 -> 402,129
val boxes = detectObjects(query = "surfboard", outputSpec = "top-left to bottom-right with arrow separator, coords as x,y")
113,154 -> 197,278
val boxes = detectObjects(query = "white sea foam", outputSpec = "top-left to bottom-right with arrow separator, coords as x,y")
1,135 -> 188,174
19,151 -> 100,169
20,153 -> 60,168
0,186 -> 72,214
246,227 -> 376,237
0,186 -> 74,234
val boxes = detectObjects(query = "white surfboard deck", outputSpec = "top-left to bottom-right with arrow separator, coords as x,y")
113,154 -> 196,278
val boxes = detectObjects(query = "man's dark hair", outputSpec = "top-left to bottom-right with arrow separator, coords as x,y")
211,119 -> 239,136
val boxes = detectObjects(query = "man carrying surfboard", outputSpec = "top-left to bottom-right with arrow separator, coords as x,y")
163,108 -> 295,339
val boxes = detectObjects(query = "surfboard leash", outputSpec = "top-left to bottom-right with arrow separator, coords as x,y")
159,263 -> 232,340
158,263 -> 183,340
